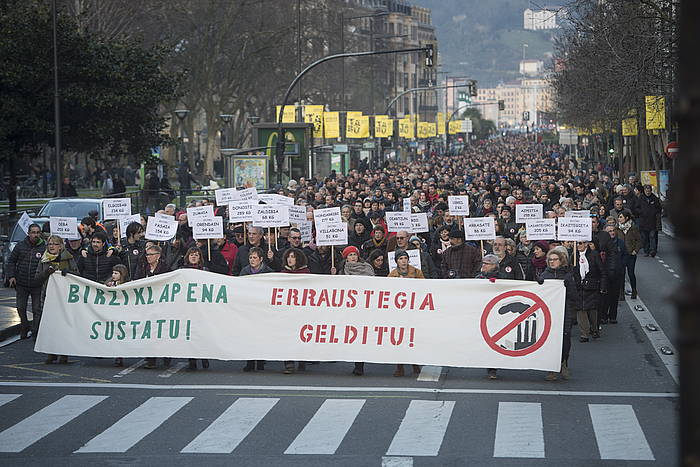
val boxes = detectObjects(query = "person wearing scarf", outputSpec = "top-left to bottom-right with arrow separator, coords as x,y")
34,235 -> 78,364
574,241 -> 607,342
617,209 -> 642,299
527,241 -> 549,281
336,246 -> 374,376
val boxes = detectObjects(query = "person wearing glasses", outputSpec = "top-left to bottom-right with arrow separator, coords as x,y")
34,235 -> 79,364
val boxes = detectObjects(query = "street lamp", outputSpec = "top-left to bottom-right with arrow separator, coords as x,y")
219,114 -> 233,149
174,109 -> 190,207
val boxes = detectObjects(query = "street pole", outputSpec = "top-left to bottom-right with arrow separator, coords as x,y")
52,0 -> 62,198
275,45 -> 431,186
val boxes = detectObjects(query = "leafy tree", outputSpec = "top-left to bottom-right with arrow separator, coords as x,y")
461,107 -> 496,139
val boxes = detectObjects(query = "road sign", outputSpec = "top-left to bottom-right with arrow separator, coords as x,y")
665,141 -> 679,159
480,290 -> 552,357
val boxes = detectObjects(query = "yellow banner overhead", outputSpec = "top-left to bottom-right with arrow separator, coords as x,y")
437,112 -> 445,135
418,122 -> 436,138
375,116 -> 393,138
398,118 -> 414,138
324,112 -> 339,138
645,96 -> 666,130
275,105 -> 296,123
448,120 -> 462,135
304,105 -> 324,138
346,114 -> 370,138
622,117 -> 638,136
427,122 -> 437,137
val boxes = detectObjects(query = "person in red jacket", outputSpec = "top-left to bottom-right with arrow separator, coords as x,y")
214,237 -> 238,275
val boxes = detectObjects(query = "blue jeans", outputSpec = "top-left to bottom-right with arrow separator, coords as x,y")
640,229 -> 658,255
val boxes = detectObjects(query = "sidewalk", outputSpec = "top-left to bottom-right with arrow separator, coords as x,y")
0,286 -> 28,342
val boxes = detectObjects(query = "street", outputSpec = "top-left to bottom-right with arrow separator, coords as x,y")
0,232 -> 679,466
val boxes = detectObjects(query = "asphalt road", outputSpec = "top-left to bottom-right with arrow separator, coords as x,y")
0,233 -> 680,466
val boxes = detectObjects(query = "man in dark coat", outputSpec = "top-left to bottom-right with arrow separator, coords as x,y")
77,232 -> 120,283
492,236 -> 525,280
441,227 -> 481,279
7,223 -> 46,338
638,184 -> 662,256
232,226 -> 270,275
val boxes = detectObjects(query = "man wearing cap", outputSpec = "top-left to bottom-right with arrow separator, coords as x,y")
476,254 -> 500,280
441,227 -> 480,279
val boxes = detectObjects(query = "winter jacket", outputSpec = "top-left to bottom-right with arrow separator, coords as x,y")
119,239 -> 145,279
619,223 -> 642,255
239,263 -> 273,276
497,253 -> 526,280
77,245 -> 120,283
308,249 -> 342,275
232,242 -> 270,276
539,265 -> 577,319
571,248 -> 607,312
638,193 -> 662,231
7,237 -> 46,288
388,264 -> 425,278
440,242 -> 481,279
35,250 -> 78,309
134,259 -> 171,279
217,240 -> 238,274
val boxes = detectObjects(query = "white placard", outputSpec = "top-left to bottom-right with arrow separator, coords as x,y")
192,216 -> 224,240
315,222 -> 348,247
565,210 -> 590,218
102,198 -> 131,219
214,188 -> 239,205
228,201 -> 255,223
145,217 -> 178,241
313,207 -> 342,226
410,213 -> 429,233
17,212 -> 33,234
387,249 -> 422,272
234,187 -> 259,202
49,217 -> 79,240
118,214 -> 142,238
252,205 -> 290,228
258,193 -> 294,206
155,212 -> 175,221
465,217 -> 496,240
403,198 -> 411,212
187,205 -> 214,226
515,204 -> 543,223
298,220 -> 313,242
288,205 -> 307,223
557,217 -> 592,242
525,219 -> 557,241
448,196 -> 470,216
385,211 -> 412,232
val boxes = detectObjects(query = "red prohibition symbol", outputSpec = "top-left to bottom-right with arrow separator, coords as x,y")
480,290 -> 552,357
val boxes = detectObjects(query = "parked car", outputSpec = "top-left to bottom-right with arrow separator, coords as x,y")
1,217 -> 50,286
37,198 -> 103,220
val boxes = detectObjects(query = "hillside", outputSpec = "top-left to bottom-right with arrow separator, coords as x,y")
420,0 -> 564,85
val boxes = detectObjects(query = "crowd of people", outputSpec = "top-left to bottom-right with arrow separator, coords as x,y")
6,136 -> 664,380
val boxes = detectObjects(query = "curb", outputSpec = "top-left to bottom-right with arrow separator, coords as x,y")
0,321 -> 31,342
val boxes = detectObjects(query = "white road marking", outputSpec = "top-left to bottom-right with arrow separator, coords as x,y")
113,359 -> 144,378
0,394 -> 20,406
158,362 -> 188,378
75,396 -> 192,453
0,335 -> 20,348
0,382 -> 679,398
416,365 -> 442,382
0,395 -> 107,452
181,397 -> 278,453
285,399 -> 365,454
625,283 -> 679,385
382,457 -> 414,467
386,400 -> 454,456
493,402 -> 544,458
589,404 -> 654,460
674,274 -> 680,279
667,268 -> 675,273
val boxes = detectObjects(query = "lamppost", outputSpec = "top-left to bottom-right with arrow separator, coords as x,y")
174,109 -> 189,207
52,0 -> 62,198
219,114 -> 233,149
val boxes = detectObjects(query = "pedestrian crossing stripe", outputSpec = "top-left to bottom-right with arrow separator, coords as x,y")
0,394 -> 656,460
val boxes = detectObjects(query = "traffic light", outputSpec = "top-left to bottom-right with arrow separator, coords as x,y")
498,100 -> 505,111
425,44 -> 434,67
469,80 -> 478,97
522,111 -> 530,121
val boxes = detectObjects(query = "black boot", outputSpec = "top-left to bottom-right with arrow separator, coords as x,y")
243,360 -> 255,372
188,359 -> 197,370
201,359 -> 209,369
256,360 -> 265,371
352,362 -> 364,376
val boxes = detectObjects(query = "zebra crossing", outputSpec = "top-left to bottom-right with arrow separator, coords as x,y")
0,393 -> 659,461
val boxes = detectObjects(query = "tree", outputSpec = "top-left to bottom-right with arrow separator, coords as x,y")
0,0 -> 179,207
461,107 -> 496,139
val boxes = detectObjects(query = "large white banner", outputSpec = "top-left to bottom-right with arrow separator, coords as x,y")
36,271 -> 565,371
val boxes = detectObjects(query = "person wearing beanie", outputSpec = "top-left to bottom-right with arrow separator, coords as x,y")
440,227 -> 480,279
341,245 -> 359,259
388,248 -> 423,377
